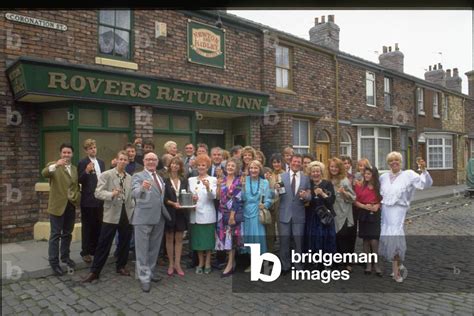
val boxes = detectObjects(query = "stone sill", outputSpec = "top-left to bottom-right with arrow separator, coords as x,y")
433,114 -> 441,119
95,57 -> 138,70
276,88 -> 297,95
35,182 -> 50,192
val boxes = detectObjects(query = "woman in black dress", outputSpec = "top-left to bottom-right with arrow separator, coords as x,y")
164,156 -> 189,277
304,161 -> 336,268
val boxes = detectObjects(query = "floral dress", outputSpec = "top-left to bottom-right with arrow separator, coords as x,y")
215,177 -> 244,251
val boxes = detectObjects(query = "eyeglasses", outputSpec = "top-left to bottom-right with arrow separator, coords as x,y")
144,158 -> 158,161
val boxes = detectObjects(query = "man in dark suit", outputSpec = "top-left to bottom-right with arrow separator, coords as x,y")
41,143 -> 81,276
78,139 -> 106,263
277,154 -> 310,274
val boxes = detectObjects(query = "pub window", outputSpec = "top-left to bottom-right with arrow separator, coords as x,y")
384,77 -> 392,109
98,10 -> 132,60
366,71 -> 376,106
417,87 -> 425,115
153,110 -> 194,155
433,92 -> 440,118
293,119 -> 310,154
276,45 -> 292,90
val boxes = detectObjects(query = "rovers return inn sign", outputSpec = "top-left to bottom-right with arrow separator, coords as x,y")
6,57 -> 267,115
187,20 -> 225,69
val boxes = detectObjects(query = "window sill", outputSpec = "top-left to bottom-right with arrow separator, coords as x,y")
95,57 -> 138,70
427,168 -> 453,170
433,114 -> 440,119
418,111 -> 426,116
366,104 -> 376,107
276,87 -> 296,95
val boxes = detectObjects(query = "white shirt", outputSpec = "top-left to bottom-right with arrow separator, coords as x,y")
89,156 -> 102,177
289,169 -> 301,195
146,169 -> 164,191
188,176 -> 217,224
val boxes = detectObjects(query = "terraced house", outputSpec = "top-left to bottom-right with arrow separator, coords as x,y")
1,10 -> 473,242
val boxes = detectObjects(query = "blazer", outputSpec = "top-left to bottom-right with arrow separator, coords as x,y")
208,163 -> 226,178
188,176 -> 217,224
94,168 -> 134,224
41,162 -> 81,216
131,170 -> 171,225
278,171 -> 311,224
78,156 -> 105,208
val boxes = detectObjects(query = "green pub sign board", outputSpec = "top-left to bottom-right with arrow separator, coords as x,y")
6,58 -> 267,115
187,20 -> 225,69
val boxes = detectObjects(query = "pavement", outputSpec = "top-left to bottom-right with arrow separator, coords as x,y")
1,184 -> 468,284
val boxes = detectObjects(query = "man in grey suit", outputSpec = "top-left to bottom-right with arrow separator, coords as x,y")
131,152 -> 171,292
277,154 -> 311,274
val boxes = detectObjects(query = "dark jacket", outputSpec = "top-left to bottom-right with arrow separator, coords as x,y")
78,157 -> 105,208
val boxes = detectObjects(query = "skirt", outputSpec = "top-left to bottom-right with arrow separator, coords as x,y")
191,223 -> 215,251
379,204 -> 408,261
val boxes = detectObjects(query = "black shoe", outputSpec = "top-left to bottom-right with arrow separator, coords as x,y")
62,258 -> 76,269
51,265 -> 64,276
141,282 -> 151,293
151,275 -> 162,282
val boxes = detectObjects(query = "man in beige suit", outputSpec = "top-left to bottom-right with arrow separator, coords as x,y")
41,143 -> 81,276
82,150 -> 134,283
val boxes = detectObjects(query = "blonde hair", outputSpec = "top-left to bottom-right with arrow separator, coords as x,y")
249,160 -> 263,173
163,141 -> 177,153
308,161 -> 326,178
83,139 -> 96,150
386,151 -> 403,164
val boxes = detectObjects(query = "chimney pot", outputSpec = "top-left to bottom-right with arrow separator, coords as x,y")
383,46 -> 387,53
395,43 -> 399,51
388,46 -> 392,52
434,65 -> 437,70
446,69 -> 452,77
453,68 -> 459,76
328,15 -> 334,22
315,17 -> 319,24
429,65 -> 432,71
438,63 -> 442,69
321,16 -> 326,23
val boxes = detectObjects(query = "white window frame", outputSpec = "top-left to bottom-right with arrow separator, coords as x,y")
275,45 -> 292,90
366,71 -> 376,107
293,119 -> 310,154
426,135 -> 453,170
357,126 -> 392,171
417,87 -> 425,115
340,131 -> 352,157
384,77 -> 392,109
443,95 -> 449,120
433,92 -> 440,118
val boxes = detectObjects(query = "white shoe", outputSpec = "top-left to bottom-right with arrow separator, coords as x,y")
244,266 -> 251,273
390,264 -> 405,277
394,275 -> 404,283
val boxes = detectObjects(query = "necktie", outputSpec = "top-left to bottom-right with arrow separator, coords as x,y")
291,172 -> 296,196
185,157 -> 190,165
152,172 -> 163,194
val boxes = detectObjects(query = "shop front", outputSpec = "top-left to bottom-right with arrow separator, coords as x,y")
7,56 -> 268,168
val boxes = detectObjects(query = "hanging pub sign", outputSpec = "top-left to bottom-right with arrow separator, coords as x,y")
187,20 -> 225,69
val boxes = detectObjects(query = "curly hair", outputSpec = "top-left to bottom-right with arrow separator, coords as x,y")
327,157 -> 347,183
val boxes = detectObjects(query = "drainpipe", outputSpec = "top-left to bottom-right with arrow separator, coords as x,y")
334,54 -> 340,157
414,87 -> 419,164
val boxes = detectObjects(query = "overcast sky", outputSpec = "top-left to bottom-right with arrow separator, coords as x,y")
228,10 -> 473,95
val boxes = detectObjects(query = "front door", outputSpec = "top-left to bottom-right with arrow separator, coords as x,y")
196,133 -> 225,149
315,143 -> 329,163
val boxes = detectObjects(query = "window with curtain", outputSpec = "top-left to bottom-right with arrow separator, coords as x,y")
384,77 -> 392,109
340,131 -> 352,157
276,45 -> 292,90
433,92 -> 439,118
98,10 -> 132,60
293,119 -> 310,153
359,127 -> 392,170
417,87 -> 425,115
366,71 -> 376,106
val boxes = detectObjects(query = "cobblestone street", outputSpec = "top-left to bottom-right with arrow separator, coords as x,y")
2,197 -> 473,315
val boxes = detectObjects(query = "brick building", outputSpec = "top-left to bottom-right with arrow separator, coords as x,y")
1,10 -> 473,242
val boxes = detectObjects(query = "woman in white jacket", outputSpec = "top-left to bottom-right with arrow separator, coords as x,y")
379,152 -> 433,282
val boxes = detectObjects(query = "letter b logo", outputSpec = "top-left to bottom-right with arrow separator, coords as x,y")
244,243 -> 281,282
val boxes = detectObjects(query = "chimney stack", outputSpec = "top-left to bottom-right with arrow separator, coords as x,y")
378,43 -> 404,73
446,68 -> 462,92
309,15 -> 340,50
425,63 -> 446,86
465,70 -> 474,97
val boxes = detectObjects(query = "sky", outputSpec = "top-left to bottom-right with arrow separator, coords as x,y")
228,10 -> 473,95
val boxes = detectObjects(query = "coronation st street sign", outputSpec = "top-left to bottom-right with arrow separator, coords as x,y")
5,13 -> 67,31
6,59 -> 267,114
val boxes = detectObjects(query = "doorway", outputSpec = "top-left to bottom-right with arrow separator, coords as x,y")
196,133 -> 225,149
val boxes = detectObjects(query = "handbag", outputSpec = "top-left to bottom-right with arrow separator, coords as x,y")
259,207 -> 272,225
316,205 -> 334,225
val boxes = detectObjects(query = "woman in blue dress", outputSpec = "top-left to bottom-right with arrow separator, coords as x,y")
242,160 -> 273,272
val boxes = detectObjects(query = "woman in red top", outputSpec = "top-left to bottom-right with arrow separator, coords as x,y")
353,166 -> 382,276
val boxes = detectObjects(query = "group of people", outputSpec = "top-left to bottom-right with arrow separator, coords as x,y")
42,138 -> 432,293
